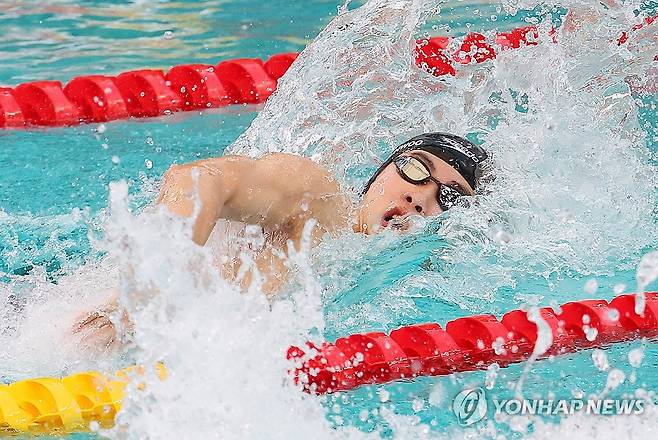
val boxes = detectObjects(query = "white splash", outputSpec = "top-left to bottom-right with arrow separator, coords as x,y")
94,181 -> 366,439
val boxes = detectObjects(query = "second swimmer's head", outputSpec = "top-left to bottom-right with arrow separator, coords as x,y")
357,132 -> 488,234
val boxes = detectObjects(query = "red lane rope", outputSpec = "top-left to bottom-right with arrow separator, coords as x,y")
0,54 -> 298,128
289,292 -> 658,394
0,14 -> 654,129
416,12 -> 658,79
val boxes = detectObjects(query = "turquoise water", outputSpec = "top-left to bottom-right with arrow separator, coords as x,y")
0,0 -> 534,85
0,111 -> 254,278
0,0 -> 355,84
1,0 -> 658,438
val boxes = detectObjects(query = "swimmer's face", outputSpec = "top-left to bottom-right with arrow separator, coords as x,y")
356,150 -> 474,234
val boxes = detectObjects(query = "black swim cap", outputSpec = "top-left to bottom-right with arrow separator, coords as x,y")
362,132 -> 488,195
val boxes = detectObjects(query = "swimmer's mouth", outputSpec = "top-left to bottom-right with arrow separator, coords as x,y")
381,207 -> 409,229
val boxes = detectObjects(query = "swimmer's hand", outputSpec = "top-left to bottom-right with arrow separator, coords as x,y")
71,300 -> 132,354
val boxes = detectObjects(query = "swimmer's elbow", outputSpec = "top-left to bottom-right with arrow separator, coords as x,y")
160,163 -> 191,190
158,165 -> 191,207
159,158 -> 248,244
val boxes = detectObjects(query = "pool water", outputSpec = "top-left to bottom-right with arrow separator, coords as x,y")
1,0 -> 658,438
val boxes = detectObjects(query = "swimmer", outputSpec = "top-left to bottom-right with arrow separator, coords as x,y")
73,132 -> 488,351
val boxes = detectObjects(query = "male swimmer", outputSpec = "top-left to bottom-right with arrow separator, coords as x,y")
73,132 -> 488,350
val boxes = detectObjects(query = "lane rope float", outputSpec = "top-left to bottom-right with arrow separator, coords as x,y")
1,292 -> 657,435
1,12 -> 654,129
289,292 -> 658,394
0,364 -> 166,435
0,54 -> 298,129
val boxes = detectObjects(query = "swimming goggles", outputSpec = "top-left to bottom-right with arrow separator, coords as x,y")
393,155 -> 465,212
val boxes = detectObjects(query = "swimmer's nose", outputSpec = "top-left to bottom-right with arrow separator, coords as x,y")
403,193 -> 425,215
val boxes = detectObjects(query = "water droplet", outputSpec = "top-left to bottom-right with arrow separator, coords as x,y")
145,159 -> 153,169
635,292 -> 646,315
629,370 -> 637,383
89,421 -> 100,432
637,251 -> 658,292
412,399 -> 424,412
492,337 -> 506,355
592,348 -> 609,371
585,326 -> 598,341
607,308 -> 619,322
428,383 -> 444,407
163,30 -> 174,40
606,369 -> 625,390
485,362 -> 499,389
146,136 -> 154,146
613,283 -> 626,295
493,229 -> 512,244
244,224 -> 265,248
628,347 -> 644,368
378,389 -> 390,402
619,47 -> 633,61
96,123 -> 106,134
584,278 -> 598,294
111,155 -> 120,164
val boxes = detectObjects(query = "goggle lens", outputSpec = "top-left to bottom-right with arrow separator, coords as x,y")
394,156 -> 465,211
397,157 -> 430,182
